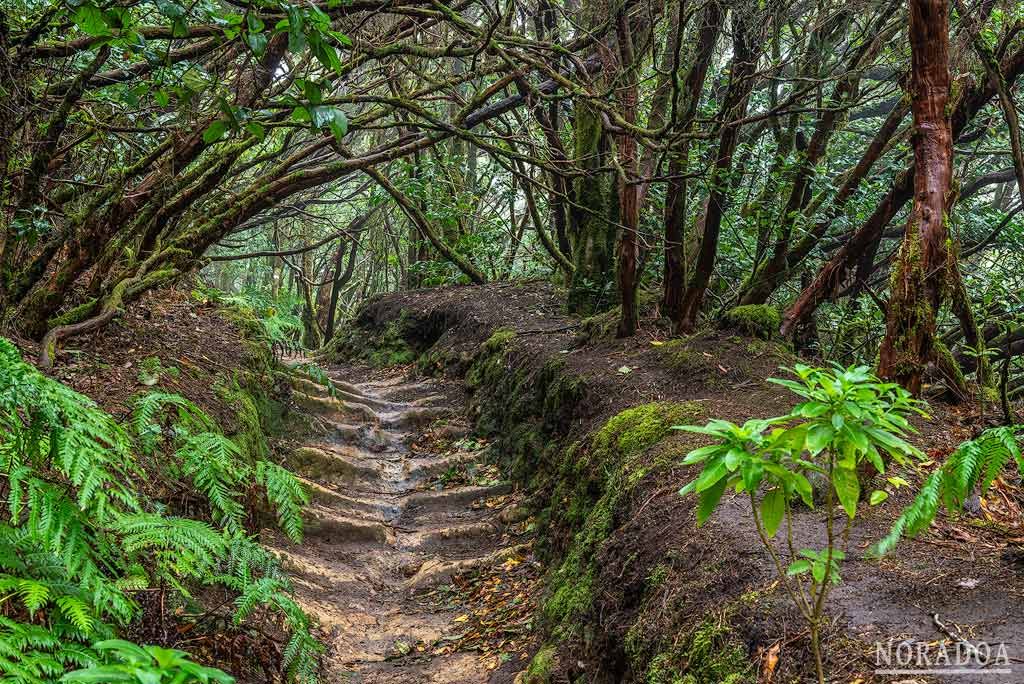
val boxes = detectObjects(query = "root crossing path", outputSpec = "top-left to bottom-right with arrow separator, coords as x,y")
265,368 -> 525,683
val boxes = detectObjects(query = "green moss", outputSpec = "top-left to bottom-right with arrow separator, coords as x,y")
594,401 -> 703,461
524,645 -> 557,684
543,402 -> 704,634
720,305 -> 781,340
577,307 -> 620,342
466,328 -> 516,388
645,564 -> 669,592
641,615 -> 753,684
323,319 -> 417,367
659,339 -> 702,373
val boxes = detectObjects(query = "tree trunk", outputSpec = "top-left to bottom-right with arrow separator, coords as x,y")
662,1 -> 723,324
877,0 -> 952,394
325,239 -> 359,343
615,8 -> 640,337
677,13 -> 757,332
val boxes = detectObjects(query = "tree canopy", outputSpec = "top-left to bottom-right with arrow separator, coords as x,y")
3,0 -> 1024,395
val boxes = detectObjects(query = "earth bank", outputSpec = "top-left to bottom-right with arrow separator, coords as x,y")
324,282 -> 1024,684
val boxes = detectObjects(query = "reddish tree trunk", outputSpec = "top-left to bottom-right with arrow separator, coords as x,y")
876,0 -> 952,393
782,40 -> 1024,336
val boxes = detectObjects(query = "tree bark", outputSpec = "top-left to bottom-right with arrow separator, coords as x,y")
676,13 -> 757,332
662,1 -> 722,325
615,7 -> 640,337
876,0 -> 952,393
782,39 -> 1024,336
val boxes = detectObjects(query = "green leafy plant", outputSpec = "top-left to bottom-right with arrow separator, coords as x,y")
62,639 -> 235,684
677,364 -> 923,684
0,339 -> 320,683
874,425 -> 1024,556
131,390 -> 309,542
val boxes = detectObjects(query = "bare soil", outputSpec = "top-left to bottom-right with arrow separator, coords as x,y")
268,366 -> 538,682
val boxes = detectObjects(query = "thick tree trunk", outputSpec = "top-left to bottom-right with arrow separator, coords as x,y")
877,0 -> 952,393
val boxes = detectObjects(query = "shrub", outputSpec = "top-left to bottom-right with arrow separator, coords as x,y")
678,364 -> 922,683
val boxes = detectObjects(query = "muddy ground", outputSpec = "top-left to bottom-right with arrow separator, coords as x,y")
326,281 -> 1024,684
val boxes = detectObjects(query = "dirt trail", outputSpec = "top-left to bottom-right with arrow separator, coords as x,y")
264,367 -> 519,683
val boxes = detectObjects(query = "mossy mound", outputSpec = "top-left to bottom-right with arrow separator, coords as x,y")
321,316 -> 417,367
523,645 -> 557,684
719,305 -> 780,340
544,402 -> 704,635
639,616 -> 752,684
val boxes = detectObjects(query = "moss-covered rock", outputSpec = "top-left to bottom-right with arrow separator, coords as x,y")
720,305 -> 781,340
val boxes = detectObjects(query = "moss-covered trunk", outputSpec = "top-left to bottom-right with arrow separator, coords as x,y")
877,0 -> 952,394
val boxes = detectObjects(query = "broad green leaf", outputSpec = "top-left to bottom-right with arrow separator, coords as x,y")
869,489 -> 888,505
74,3 -> 109,35
303,79 -> 323,105
245,31 -> 268,55
761,488 -> 785,537
246,13 -> 264,32
740,459 -> 763,492
244,122 -> 266,140
682,444 -> 723,465
864,426 -> 920,457
864,444 -> 885,473
155,0 -> 185,18
811,560 -> 826,584
328,109 -> 348,144
832,465 -> 860,518
697,476 -> 728,525
786,559 -> 810,576
806,424 -> 834,454
693,458 -> 727,493
202,120 -> 229,144
792,472 -> 814,508
724,447 -> 745,471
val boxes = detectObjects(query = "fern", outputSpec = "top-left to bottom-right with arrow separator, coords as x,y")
255,461 -> 310,543
130,391 -> 218,453
175,432 -> 247,532
291,363 -> 338,398
874,426 -> 1023,556
0,339 -> 319,683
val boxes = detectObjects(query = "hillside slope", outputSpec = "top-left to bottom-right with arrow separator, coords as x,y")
324,282 -> 1024,684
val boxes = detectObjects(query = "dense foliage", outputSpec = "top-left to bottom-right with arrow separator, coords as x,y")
0,339 -> 319,683
0,0 -> 1021,396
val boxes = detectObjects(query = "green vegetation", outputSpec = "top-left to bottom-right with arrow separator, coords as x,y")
678,364 -> 922,684
545,402 -> 703,633
0,338 -> 320,683
720,305 -> 781,340
874,425 -> 1024,555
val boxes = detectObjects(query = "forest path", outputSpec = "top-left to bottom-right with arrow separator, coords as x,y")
264,367 -> 521,683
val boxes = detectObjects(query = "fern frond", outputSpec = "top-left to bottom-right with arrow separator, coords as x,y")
874,426 -> 1024,556
255,461 -> 309,543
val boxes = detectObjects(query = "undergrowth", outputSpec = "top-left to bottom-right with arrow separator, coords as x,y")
874,425 -> 1024,555
0,338 -> 320,683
